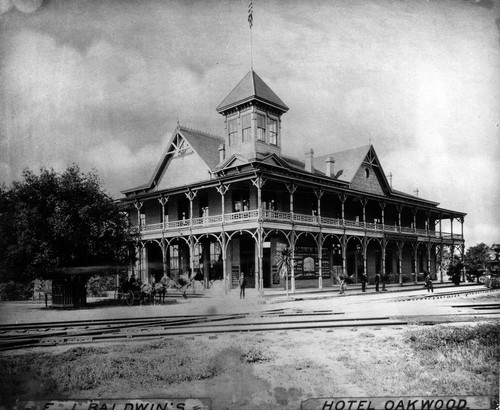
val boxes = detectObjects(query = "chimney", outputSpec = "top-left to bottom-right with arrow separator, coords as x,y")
325,156 -> 335,178
304,148 -> 314,173
219,143 -> 225,163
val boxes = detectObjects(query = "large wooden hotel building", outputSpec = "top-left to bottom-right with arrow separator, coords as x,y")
121,71 -> 466,292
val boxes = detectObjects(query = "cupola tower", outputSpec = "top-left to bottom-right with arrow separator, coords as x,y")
216,70 -> 288,161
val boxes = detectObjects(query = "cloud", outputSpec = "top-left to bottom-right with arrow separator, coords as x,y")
0,0 -> 42,15
1,0 -> 499,247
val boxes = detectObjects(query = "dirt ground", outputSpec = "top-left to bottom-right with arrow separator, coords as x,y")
0,285 -> 499,409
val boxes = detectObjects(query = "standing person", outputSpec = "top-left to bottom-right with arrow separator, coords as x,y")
360,271 -> 367,292
338,273 -> 347,295
159,272 -> 169,303
425,271 -> 434,293
375,272 -> 380,292
239,273 -> 247,299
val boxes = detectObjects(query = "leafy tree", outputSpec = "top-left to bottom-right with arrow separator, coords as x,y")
464,243 -> 490,282
0,166 -> 137,287
275,243 -> 293,297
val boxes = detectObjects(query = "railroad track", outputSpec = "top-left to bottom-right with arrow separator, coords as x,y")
0,309 -> 411,352
393,287 -> 499,302
1,289 -> 498,352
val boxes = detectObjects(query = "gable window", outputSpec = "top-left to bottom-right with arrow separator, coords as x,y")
269,118 -> 277,145
228,118 -> 238,146
242,114 -> 251,143
365,168 -> 370,178
257,114 -> 266,141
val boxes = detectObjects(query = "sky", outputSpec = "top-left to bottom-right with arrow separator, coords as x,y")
0,0 -> 499,248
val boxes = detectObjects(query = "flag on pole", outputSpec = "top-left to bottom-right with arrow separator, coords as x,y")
248,1 -> 253,28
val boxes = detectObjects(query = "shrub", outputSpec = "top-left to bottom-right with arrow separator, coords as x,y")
87,274 -> 117,297
0,281 -> 33,300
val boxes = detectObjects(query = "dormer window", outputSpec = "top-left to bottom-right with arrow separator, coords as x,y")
228,118 -> 238,146
269,118 -> 278,145
242,114 -> 251,143
257,114 -> 266,141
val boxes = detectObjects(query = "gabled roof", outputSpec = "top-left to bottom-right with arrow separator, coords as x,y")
216,70 -> 289,113
121,125 -> 223,195
314,145 -> 372,183
178,126 -> 222,170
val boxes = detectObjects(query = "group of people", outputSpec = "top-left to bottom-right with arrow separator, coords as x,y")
337,271 -> 386,294
337,271 -> 435,294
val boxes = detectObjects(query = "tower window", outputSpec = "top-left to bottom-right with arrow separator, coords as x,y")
269,118 -> 277,145
228,118 -> 238,146
257,114 -> 266,141
242,114 -> 251,143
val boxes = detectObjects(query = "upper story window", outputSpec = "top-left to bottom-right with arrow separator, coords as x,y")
257,114 -> 266,141
228,118 -> 238,146
269,118 -> 278,145
242,114 -> 251,143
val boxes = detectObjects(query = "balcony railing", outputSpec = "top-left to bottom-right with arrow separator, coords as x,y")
137,208 -> 463,240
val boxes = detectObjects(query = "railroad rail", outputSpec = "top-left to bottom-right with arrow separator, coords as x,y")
392,287 -> 499,302
0,309 -> 410,352
2,305 -> 499,352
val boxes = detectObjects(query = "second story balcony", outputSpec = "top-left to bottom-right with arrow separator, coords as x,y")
137,208 -> 463,241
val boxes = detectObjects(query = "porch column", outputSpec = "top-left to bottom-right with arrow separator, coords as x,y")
202,239 -> 210,289
398,242 -> 403,286
286,183 -> 297,221
318,232 -> 323,289
427,243 -> 431,276
216,183 -> 229,224
252,176 -> 266,219
189,236 -> 195,292
439,214 -> 442,238
339,194 -> 347,226
412,244 -> 417,284
362,237 -> 367,280
361,198 -> 368,229
185,189 -> 197,227
450,217 -> 454,239
413,208 -> 417,234
161,239 -> 168,277
291,229 -> 296,293
341,235 -> 347,278
134,201 -> 143,228
252,177 -> 266,293
258,227 -> 264,293
222,233 -> 228,294
379,201 -> 386,231
397,204 -> 402,233
314,189 -> 324,225
158,196 -> 169,229
381,239 -> 387,290
426,211 -> 430,236
439,244 -> 444,283
460,216 -> 464,238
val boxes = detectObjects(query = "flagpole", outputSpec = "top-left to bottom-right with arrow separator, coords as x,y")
250,25 -> 253,70
248,0 -> 253,70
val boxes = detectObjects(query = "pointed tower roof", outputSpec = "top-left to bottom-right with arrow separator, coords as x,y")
216,70 -> 289,114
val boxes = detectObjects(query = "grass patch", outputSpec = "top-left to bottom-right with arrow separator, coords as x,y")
0,338 -> 271,405
346,322 -> 499,397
